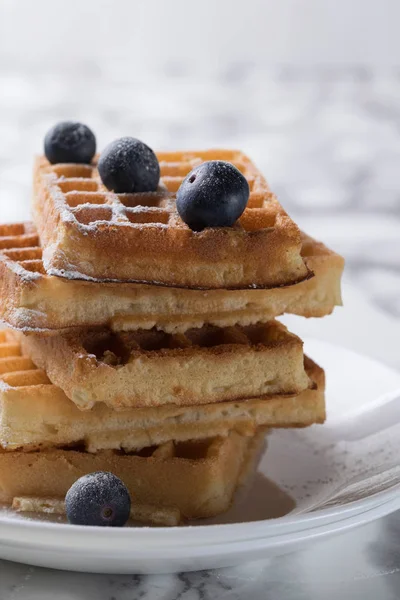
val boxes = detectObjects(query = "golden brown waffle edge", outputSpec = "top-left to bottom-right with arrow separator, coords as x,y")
0,329 -> 325,452
33,150 -> 311,288
19,321 -> 311,410
0,223 -> 344,333
0,429 -> 267,523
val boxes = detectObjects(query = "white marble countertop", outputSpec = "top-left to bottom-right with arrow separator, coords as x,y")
0,63 -> 399,598
1,515 -> 400,600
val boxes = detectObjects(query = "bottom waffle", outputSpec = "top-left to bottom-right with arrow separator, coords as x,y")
0,328 -> 325,451
0,429 -> 267,524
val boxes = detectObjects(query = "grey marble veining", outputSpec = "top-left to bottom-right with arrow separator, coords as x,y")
0,63 -> 399,599
1,518 -> 400,600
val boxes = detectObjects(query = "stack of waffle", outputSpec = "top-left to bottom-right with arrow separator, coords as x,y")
0,150 -> 343,525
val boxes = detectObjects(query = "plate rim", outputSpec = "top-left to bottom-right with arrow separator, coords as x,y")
1,479 -> 399,547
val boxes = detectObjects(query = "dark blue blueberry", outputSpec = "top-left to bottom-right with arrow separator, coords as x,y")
98,137 -> 160,193
44,121 -> 96,164
176,161 -> 250,231
65,471 -> 131,527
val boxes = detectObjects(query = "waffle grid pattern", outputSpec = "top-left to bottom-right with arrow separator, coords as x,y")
0,330 -> 50,387
41,150 -> 272,231
34,150 -> 310,288
84,321 -> 293,366
0,223 -> 44,277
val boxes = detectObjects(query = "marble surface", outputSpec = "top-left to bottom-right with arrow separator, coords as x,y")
1,516 -> 400,600
0,63 -> 399,598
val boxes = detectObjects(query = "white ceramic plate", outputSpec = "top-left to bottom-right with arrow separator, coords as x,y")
0,338 -> 400,574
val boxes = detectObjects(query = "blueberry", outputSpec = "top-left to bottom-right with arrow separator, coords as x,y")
44,121 -> 96,164
98,137 -> 160,193
65,471 -> 131,527
176,161 -> 250,231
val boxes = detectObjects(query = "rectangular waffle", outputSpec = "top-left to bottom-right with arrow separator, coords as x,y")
19,321 -> 310,410
12,497 -> 182,527
0,331 -> 325,452
0,429 -> 267,522
33,150 -> 311,289
0,223 -> 344,333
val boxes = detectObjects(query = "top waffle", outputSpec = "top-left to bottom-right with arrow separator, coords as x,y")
33,150 -> 311,289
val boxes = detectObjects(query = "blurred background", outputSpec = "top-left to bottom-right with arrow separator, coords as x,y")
0,0 -> 399,318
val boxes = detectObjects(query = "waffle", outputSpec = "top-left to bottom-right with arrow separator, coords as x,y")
0,223 -> 344,333
33,151 -> 311,289
19,321 -> 310,410
0,331 -> 324,452
0,429 -> 267,523
12,497 -> 181,527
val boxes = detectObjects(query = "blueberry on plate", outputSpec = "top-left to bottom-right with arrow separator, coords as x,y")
65,471 -> 131,527
98,137 -> 160,193
176,160 -> 250,231
44,121 -> 96,164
